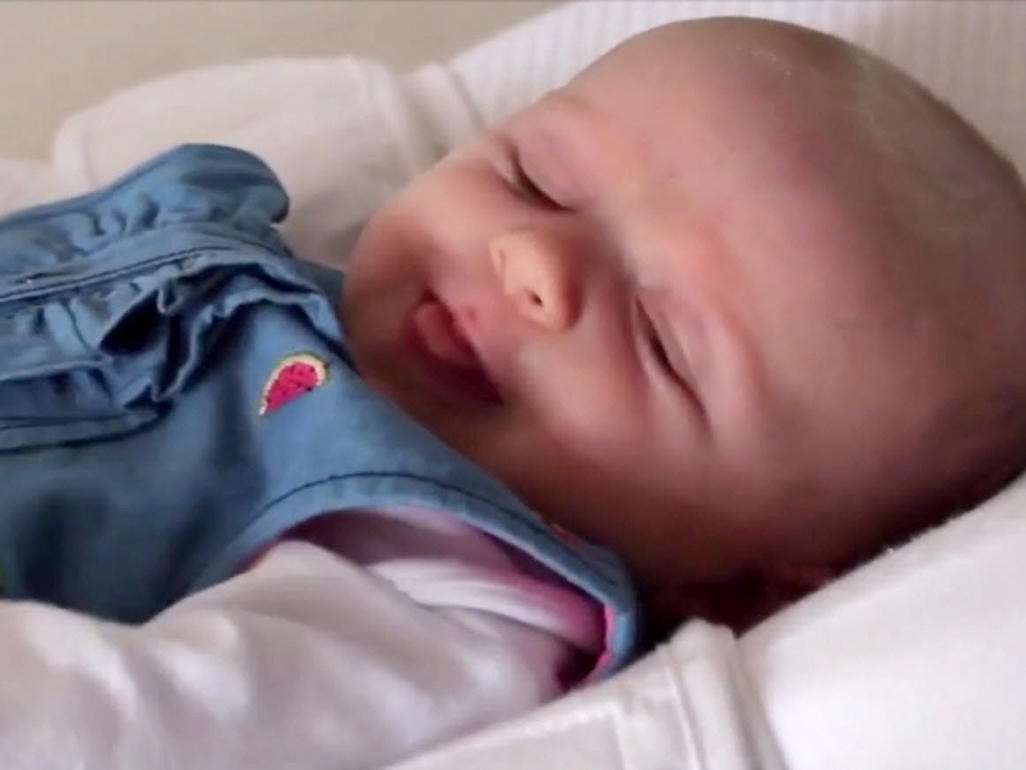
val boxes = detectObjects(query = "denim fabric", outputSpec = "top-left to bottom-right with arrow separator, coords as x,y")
0,145 -> 637,668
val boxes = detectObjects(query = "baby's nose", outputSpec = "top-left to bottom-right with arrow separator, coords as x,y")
489,229 -> 580,331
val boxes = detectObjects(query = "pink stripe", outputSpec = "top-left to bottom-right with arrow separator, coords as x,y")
579,604 -> 618,683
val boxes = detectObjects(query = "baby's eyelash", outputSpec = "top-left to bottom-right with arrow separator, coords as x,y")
648,328 -> 674,373
509,149 -> 558,208
637,299 -> 699,405
636,296 -> 707,419
638,301 -> 674,375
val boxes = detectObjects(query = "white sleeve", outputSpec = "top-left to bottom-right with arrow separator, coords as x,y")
0,508 -> 599,770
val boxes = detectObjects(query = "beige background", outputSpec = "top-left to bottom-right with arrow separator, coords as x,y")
0,1 -> 561,159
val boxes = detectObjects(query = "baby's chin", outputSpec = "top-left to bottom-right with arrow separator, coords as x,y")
342,310 -> 504,465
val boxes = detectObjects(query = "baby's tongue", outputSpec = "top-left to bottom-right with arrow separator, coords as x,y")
411,299 -> 479,370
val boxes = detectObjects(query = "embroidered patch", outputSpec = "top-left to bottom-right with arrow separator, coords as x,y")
259,353 -> 329,415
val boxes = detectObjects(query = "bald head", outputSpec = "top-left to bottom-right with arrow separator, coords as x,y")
575,18 -> 1026,556
346,15 -> 1026,604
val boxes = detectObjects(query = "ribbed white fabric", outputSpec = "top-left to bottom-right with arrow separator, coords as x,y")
447,1 -> 1026,174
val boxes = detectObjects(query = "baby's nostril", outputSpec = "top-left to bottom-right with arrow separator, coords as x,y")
528,291 -> 542,307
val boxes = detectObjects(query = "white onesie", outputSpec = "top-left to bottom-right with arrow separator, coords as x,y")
0,507 -> 602,770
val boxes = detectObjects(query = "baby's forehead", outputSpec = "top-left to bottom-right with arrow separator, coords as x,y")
572,41 -> 842,168
562,53 -> 867,235
569,20 -> 873,148
562,41 -> 916,302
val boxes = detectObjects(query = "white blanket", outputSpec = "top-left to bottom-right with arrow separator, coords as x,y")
2,2 -> 1025,769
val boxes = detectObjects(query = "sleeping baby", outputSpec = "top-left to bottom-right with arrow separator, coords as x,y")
1,17 -> 1024,770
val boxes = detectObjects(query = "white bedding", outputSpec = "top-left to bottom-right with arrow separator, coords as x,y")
2,2 -> 1026,768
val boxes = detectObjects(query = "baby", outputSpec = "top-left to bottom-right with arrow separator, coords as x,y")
343,17 -> 1026,629
0,16 -> 1024,770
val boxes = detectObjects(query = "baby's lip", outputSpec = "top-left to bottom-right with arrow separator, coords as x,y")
401,293 -> 503,406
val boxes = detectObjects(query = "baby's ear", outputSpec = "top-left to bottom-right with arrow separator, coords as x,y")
642,563 -> 836,639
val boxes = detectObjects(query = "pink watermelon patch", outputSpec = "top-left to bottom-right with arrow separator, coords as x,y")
259,353 -> 329,415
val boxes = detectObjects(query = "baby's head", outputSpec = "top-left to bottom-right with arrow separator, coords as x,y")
343,18 -> 1026,624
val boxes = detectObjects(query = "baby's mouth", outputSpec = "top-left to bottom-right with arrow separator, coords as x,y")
401,293 -> 503,406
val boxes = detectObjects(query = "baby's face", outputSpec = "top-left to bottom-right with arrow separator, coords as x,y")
343,26 -> 951,588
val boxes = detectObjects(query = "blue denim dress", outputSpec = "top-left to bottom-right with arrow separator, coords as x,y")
0,145 -> 637,669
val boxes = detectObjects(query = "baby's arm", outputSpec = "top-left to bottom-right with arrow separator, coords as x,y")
0,508 -> 599,770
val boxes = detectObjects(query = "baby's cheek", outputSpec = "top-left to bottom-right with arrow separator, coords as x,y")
524,352 -> 645,458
